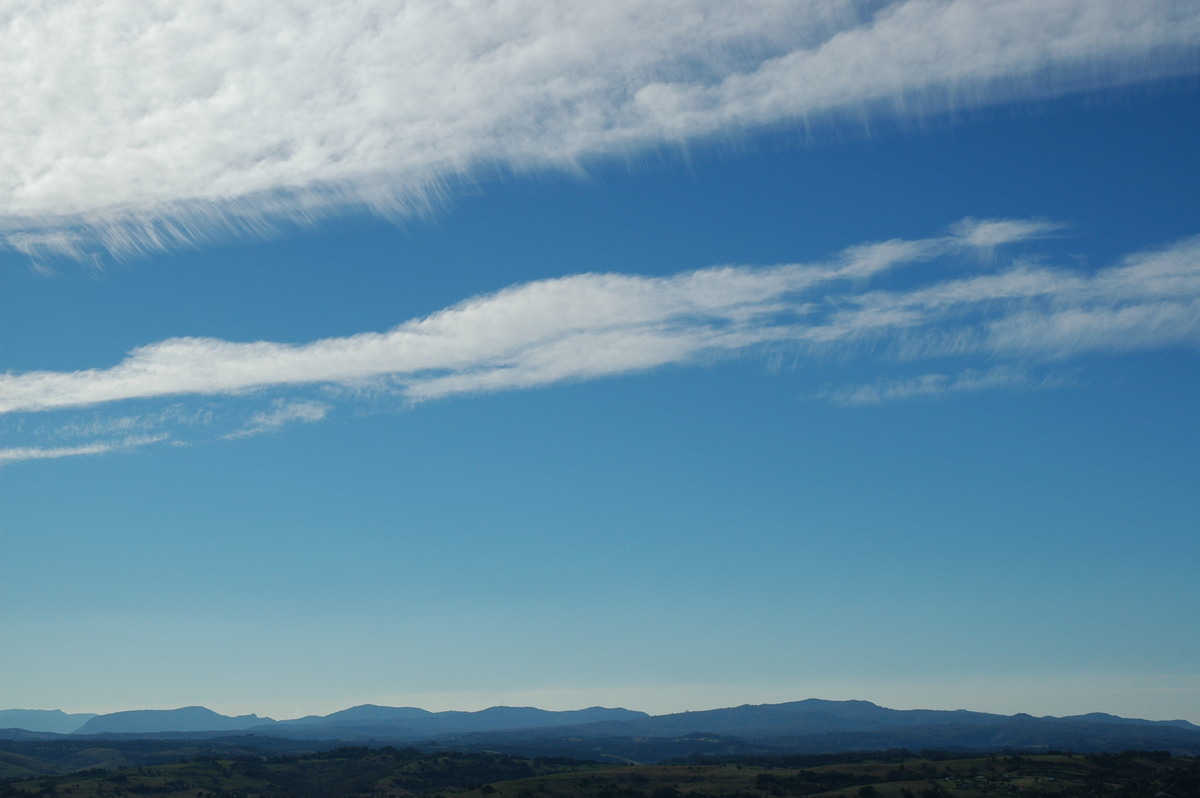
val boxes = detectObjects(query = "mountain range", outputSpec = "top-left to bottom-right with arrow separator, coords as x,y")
0,704 -> 648,737
3,700 -> 1199,758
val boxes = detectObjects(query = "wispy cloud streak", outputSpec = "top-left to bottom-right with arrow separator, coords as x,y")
1,219 -> 1197,462
0,435 -> 167,464
223,400 -> 330,439
819,366 -> 1074,406
2,1 -> 1196,260
0,220 -> 1031,415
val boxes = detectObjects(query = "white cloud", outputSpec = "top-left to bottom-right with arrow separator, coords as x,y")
1,1 -> 1196,260
0,220 -> 1027,416
948,218 -> 1061,249
0,220 -> 1196,446
0,434 -> 167,465
225,400 -> 330,439
819,365 -> 1076,406
981,237 -> 1200,356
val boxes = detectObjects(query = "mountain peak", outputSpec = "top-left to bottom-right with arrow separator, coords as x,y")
75,706 -> 274,735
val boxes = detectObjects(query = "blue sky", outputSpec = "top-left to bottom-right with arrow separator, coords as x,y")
1,1 -> 1198,724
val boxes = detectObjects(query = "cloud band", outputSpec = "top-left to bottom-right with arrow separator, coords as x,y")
3,1 -> 1197,260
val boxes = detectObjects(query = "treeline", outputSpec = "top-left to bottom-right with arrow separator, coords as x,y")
2,745 -> 1198,798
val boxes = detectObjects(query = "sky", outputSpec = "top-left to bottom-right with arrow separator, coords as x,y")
1,1 -> 1198,725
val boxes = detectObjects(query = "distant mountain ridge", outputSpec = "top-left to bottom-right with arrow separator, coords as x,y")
0,710 -> 97,735
4,699 -> 1198,757
476,699 -> 1200,754
74,706 -> 272,735
251,704 -> 649,739
15,703 -> 649,738
276,703 -> 643,733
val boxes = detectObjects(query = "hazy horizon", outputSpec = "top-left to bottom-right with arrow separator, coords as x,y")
3,2 -> 1198,731
20,680 -> 1200,727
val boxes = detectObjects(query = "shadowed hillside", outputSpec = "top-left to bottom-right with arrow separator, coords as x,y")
1,747 -> 1196,797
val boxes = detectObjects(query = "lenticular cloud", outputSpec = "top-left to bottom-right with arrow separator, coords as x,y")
2,0 -> 1197,261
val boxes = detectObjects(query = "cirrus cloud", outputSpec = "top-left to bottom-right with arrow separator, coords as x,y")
1,219 -> 1197,463
2,0 -> 1197,261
